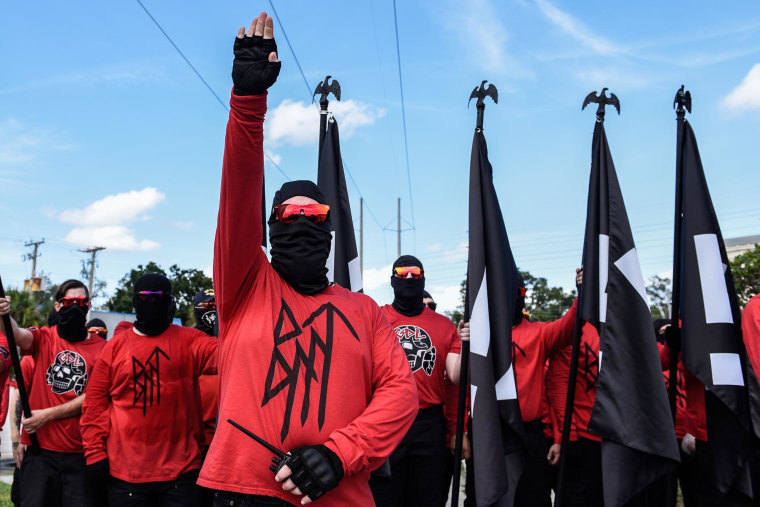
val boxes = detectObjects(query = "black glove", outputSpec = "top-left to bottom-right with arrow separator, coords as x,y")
86,458 -> 109,483
232,34 -> 281,96
664,325 -> 681,353
272,445 -> 344,500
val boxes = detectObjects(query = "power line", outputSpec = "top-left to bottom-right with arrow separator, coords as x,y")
392,0 -> 415,231
134,0 -> 291,181
267,0 -> 313,99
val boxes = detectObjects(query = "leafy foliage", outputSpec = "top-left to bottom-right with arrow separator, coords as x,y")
107,262 -> 212,325
646,275 -> 671,320
730,244 -> 760,307
5,284 -> 58,328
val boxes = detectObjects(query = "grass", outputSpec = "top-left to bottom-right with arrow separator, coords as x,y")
0,482 -> 11,507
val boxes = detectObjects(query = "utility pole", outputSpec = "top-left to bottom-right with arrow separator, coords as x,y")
397,198 -> 401,258
23,239 -> 45,281
359,197 -> 364,276
80,247 -> 105,297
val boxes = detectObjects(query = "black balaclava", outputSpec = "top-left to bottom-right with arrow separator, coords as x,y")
268,180 -> 332,295
133,274 -> 173,336
48,308 -> 60,327
513,274 -> 527,326
193,288 -> 217,336
57,304 -> 88,342
86,318 -> 108,340
391,255 -> 425,317
653,318 -> 671,344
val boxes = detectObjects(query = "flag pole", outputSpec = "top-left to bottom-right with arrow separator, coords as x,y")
0,276 -> 38,449
668,85 -> 690,418
313,75 -> 341,161
451,81 -> 499,506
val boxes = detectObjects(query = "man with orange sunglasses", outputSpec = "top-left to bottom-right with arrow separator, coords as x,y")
0,278 -> 106,507
369,255 -> 465,507
197,12 -> 417,507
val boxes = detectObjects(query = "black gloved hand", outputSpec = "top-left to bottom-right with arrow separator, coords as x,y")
232,34 -> 281,96
86,458 -> 109,483
273,445 -> 344,501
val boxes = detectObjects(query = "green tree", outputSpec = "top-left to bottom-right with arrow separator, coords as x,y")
730,244 -> 760,307
646,275 -> 671,320
107,262 -> 212,325
520,270 -> 576,322
6,284 -> 58,328
444,279 -> 466,324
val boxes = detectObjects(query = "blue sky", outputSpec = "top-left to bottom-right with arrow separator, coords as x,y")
1,0 -> 759,313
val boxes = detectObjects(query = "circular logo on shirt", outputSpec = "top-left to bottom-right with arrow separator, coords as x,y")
46,350 -> 88,396
394,325 -> 437,376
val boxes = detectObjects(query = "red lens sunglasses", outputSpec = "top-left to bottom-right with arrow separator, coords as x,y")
195,301 -> 216,310
59,297 -> 89,308
393,266 -> 424,279
273,203 -> 330,224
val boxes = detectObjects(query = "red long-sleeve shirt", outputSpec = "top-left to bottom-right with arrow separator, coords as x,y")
197,91 -> 418,506
0,332 -> 12,427
513,300 -> 577,423
20,326 -> 105,452
80,325 -> 217,482
381,305 -> 460,410
658,341 -> 706,441
199,373 -> 218,449
743,294 -> 760,391
547,322 -> 601,442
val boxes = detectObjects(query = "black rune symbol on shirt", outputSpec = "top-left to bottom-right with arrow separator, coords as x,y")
262,299 -> 360,442
133,346 -> 170,416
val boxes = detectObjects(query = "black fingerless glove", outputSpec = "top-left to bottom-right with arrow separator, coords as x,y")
232,35 -> 281,96
275,445 -> 344,500
86,458 -> 109,483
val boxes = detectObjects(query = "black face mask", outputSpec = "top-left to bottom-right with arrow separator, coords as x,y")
133,274 -> 173,336
195,308 -> 217,336
57,305 -> 88,342
269,215 -> 332,295
391,277 -> 426,316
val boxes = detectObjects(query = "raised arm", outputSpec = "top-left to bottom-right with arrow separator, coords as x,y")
214,12 -> 281,322
0,297 -> 34,351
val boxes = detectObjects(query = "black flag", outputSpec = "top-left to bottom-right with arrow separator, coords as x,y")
581,121 -> 680,506
467,128 -> 525,506
677,117 -> 755,498
317,118 -> 362,292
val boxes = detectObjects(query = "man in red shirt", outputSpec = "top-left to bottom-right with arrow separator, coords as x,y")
197,12 -> 418,506
0,279 -> 106,507
370,256 -> 464,507
80,274 -> 217,507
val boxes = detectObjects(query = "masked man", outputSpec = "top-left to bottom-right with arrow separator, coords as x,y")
0,279 -> 106,507
80,274 -> 218,507
196,13 -> 418,507
85,319 -> 108,340
369,255 -> 464,507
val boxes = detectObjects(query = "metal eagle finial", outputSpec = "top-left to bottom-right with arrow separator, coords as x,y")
582,87 -> 620,122
673,85 -> 692,117
313,75 -> 341,104
468,80 -> 498,108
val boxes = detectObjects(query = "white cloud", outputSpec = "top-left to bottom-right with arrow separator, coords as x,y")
534,0 -> 626,56
0,118 -> 74,168
265,99 -> 385,148
59,188 -> 165,226
722,64 -> 760,111
426,283 -> 464,315
427,242 -> 469,264
362,264 -> 393,292
64,226 -> 160,251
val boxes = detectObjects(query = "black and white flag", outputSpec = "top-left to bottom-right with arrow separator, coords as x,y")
467,128 -> 525,507
317,118 -> 362,292
581,121 -> 680,506
678,117 -> 755,498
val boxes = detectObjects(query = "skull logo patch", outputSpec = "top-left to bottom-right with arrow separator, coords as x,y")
46,350 -> 88,396
394,325 -> 437,376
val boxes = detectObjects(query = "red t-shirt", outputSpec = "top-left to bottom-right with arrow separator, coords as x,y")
658,341 -> 706,441
10,356 -> 34,390
512,301 -> 576,423
547,322 -> 601,442
197,90 -> 419,506
21,326 -> 105,452
381,305 -> 460,409
0,332 -> 12,427
743,294 -> 760,394
199,373 -> 218,449
80,325 -> 217,483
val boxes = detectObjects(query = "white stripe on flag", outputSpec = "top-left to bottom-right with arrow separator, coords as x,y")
326,232 -> 336,283
614,247 -> 649,306
495,364 -> 518,401
599,234 -> 609,323
710,353 -> 744,386
694,234 -> 733,324
348,256 -> 363,292
470,269 -> 490,357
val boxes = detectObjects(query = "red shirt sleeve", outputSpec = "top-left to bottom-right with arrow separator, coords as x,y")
214,91 -> 269,323
0,378 -> 10,428
546,344 -> 576,442
323,305 -> 418,476
743,295 -> 760,380
191,331 -> 218,376
80,345 -> 113,465
542,299 -> 578,357
443,377 -> 459,444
